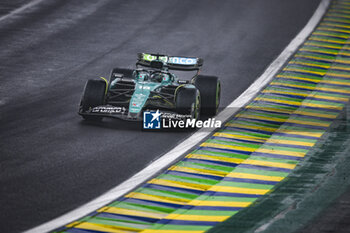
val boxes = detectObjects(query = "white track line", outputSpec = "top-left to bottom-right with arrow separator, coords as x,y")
0,0 -> 46,23
25,0 -> 330,232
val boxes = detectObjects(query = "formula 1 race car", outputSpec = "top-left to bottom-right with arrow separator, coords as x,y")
78,53 -> 221,121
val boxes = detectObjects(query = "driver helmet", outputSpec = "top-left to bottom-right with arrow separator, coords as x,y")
161,73 -> 171,83
133,70 -> 149,81
151,72 -> 164,82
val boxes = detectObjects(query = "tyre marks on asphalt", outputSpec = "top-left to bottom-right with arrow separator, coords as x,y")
55,1 -> 350,232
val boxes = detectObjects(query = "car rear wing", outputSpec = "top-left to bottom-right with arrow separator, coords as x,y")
137,53 -> 203,71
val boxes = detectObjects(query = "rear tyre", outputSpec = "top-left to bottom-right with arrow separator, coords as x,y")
194,75 -> 221,116
176,87 -> 200,120
80,80 -> 106,121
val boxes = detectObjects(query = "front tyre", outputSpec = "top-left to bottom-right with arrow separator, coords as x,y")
194,75 -> 221,116
80,80 -> 106,121
176,87 -> 200,120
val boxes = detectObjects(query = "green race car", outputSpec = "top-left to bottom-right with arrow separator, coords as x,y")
78,53 -> 221,121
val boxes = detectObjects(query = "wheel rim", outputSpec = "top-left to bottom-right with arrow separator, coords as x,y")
195,93 -> 200,119
192,92 -> 201,120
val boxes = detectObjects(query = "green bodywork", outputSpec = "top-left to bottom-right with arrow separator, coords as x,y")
129,82 -> 162,114
110,69 -> 196,118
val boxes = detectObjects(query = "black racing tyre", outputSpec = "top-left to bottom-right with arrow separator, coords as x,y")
175,87 -> 200,120
194,75 -> 221,116
80,79 -> 106,121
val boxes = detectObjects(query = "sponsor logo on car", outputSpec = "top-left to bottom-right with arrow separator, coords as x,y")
143,54 -> 197,66
169,57 -> 197,65
92,106 -> 126,114
143,54 -> 168,63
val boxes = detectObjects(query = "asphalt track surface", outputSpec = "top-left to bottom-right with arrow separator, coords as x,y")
0,0 -> 321,232
299,188 -> 350,233
0,0 -> 29,15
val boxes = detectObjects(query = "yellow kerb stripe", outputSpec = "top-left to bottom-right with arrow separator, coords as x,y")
246,105 -> 294,114
286,119 -> 330,127
226,172 -> 285,182
283,67 -> 326,75
262,89 -> 349,102
270,81 -> 350,94
242,159 -> 296,169
309,37 -> 346,45
69,222 -> 139,233
186,153 -> 244,164
321,22 -> 350,29
246,105 -> 337,119
266,138 -> 315,147
237,113 -> 286,123
200,142 -> 256,152
169,165 -> 228,177
276,128 -> 324,138
148,179 -> 209,191
255,148 -> 306,157
187,200 -> 252,208
277,74 -> 350,86
225,122 -> 277,132
142,230 -> 205,233
312,31 -> 348,39
317,26 -> 350,34
290,60 -> 331,68
214,132 -> 266,142
98,206 -> 166,219
209,186 -> 270,195
303,42 -> 342,50
327,71 -> 350,78
124,192 -> 189,205
294,109 -> 338,119
165,214 -> 230,222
